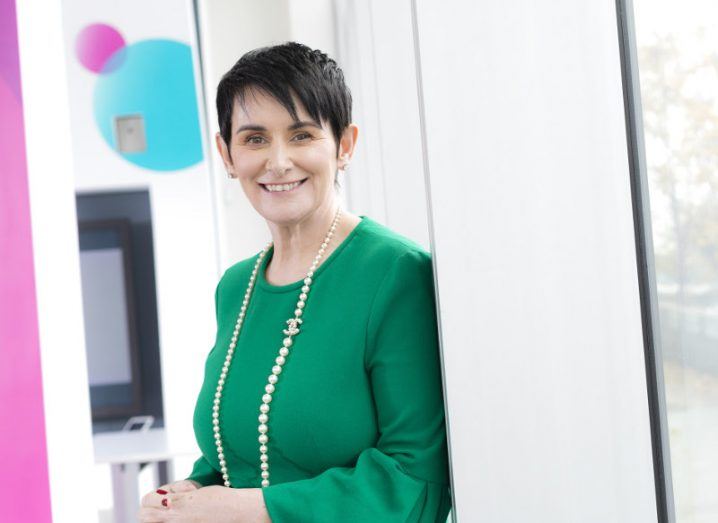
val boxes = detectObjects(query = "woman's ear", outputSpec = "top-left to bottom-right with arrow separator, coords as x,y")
215,132 -> 235,178
338,124 -> 359,170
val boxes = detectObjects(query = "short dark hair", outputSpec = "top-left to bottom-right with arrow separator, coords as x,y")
216,41 -> 353,190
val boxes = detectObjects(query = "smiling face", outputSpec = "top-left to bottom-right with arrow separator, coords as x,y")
216,88 -> 357,228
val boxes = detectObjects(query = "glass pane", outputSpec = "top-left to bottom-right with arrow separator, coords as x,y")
632,1 -> 718,521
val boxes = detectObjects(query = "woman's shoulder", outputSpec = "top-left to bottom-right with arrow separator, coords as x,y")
352,215 -> 433,272
216,251 -> 261,294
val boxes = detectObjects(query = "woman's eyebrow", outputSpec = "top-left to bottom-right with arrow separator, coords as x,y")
235,120 -> 322,134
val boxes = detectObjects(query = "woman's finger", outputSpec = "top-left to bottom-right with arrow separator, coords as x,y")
168,480 -> 199,493
141,487 -> 171,509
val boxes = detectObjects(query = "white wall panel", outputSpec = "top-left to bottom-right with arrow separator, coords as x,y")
412,1 -> 658,521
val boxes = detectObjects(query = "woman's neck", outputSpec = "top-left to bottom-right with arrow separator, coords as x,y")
264,207 -> 361,286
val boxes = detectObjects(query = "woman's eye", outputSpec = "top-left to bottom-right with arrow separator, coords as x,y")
246,135 -> 266,145
292,132 -> 311,141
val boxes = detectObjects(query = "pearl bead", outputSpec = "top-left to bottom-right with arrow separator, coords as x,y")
213,209 -> 341,488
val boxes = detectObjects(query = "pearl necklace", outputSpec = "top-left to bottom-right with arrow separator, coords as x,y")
213,207 -> 343,488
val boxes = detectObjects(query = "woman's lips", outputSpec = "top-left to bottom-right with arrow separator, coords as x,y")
260,178 -> 307,193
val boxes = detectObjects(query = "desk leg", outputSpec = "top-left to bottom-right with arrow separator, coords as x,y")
110,462 -> 140,523
154,460 -> 174,487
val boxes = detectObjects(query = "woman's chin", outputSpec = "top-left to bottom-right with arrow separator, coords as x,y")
260,205 -> 313,226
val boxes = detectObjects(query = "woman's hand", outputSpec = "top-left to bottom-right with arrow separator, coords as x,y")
138,484 -> 271,523
138,479 -> 199,522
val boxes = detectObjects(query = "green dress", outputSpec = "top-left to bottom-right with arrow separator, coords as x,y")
186,215 -> 452,522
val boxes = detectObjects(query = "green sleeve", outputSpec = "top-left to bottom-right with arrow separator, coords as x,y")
262,251 -> 452,522
186,454 -> 223,487
185,274 -> 226,487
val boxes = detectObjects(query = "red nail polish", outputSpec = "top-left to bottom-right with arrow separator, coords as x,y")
161,498 -> 168,507
156,489 -> 168,495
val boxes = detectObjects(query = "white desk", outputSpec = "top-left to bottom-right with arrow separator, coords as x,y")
93,428 -> 197,523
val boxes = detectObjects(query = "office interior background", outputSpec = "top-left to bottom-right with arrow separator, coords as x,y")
1,0 -> 716,521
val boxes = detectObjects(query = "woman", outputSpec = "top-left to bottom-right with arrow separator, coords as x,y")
139,41 -> 451,522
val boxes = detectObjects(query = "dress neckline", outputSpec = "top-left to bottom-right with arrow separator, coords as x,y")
256,215 -> 368,293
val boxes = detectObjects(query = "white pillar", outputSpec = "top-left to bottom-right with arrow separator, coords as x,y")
412,1 -> 660,520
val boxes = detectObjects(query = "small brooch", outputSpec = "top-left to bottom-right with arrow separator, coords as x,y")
283,317 -> 303,336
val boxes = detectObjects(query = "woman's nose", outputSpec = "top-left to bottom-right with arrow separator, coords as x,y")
266,141 -> 293,174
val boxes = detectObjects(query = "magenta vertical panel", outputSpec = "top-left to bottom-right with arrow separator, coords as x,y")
0,0 -> 53,521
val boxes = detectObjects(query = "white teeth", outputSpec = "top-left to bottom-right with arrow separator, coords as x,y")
265,180 -> 303,192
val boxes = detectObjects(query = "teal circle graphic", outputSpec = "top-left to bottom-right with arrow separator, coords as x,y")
93,39 -> 203,171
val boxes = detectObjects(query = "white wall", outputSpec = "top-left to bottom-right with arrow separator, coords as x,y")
413,0 -> 658,521
334,0 -> 431,250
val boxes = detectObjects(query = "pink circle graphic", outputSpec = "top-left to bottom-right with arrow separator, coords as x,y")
75,24 -> 126,73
